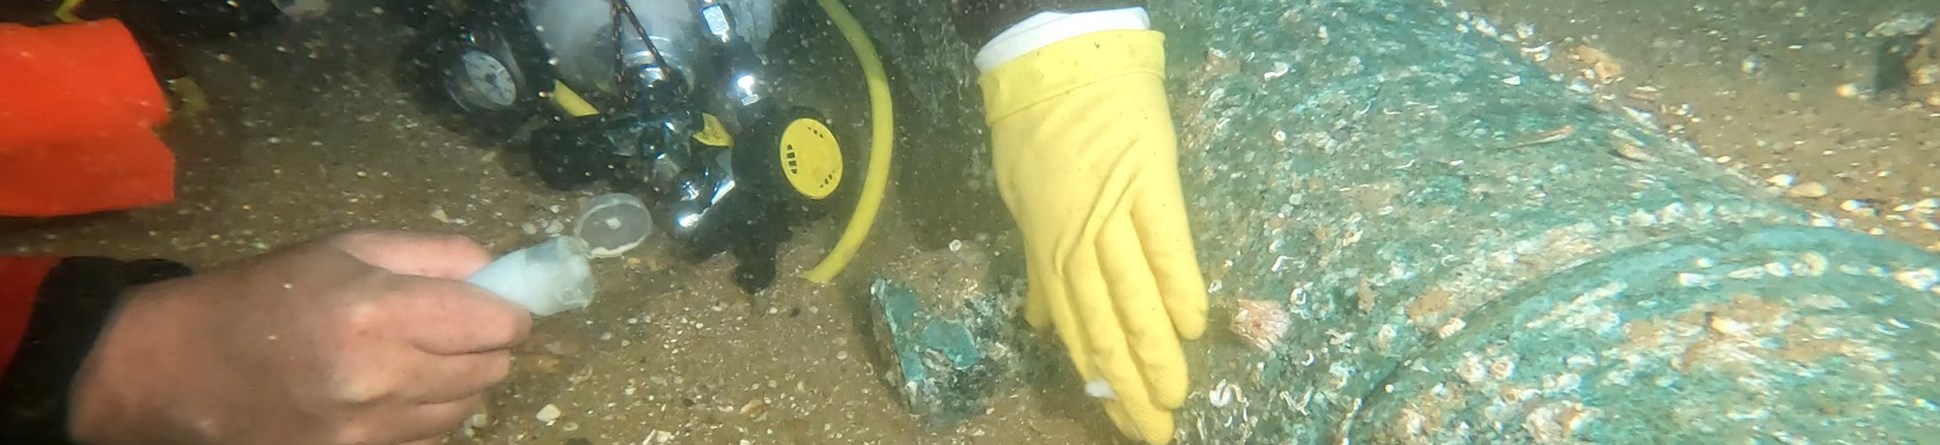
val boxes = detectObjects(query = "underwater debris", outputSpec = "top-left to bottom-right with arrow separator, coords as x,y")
1570,45 -> 1624,84
1510,125 -> 1577,148
1787,182 -> 1829,199
1231,299 -> 1291,351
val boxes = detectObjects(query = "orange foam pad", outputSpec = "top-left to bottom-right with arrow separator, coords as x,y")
0,19 -> 175,217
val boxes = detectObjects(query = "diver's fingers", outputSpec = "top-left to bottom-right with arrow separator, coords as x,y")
1063,245 -> 1157,428
1098,217 -> 1190,409
1115,391 -> 1178,444
1134,180 -> 1209,340
1041,254 -> 1098,383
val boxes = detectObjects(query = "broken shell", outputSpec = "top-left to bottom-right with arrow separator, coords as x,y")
1209,379 -> 1239,408
1787,182 -> 1829,198
1571,45 -> 1623,83
1625,85 -> 1662,102
1520,43 -> 1552,63
1613,143 -> 1654,162
739,399 -> 769,417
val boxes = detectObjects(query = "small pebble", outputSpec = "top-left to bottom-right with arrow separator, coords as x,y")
1840,200 -> 1868,213
536,404 -> 561,423
465,412 -> 491,429
1766,174 -> 1796,188
1787,181 -> 1828,198
1834,83 -> 1861,98
431,208 -> 450,223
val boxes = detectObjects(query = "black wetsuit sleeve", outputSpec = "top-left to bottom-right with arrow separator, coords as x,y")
0,258 -> 190,444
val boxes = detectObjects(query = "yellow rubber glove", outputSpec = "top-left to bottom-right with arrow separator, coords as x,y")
978,29 -> 1208,444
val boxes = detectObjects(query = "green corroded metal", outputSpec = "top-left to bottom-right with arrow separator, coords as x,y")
864,242 -> 1026,425
851,0 -> 1940,443
869,278 -> 998,424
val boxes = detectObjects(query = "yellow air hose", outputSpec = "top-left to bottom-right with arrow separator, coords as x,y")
802,0 -> 892,283
54,0 -> 86,23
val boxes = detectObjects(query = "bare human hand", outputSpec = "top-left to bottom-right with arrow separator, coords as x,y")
67,231 -> 532,445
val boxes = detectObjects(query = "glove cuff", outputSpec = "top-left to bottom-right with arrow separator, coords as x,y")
973,7 -> 1151,73
976,29 -> 1166,123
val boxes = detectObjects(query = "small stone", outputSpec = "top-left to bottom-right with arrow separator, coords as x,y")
536,404 -> 562,423
522,222 -> 538,235
643,429 -> 675,444
545,220 -> 565,235
1766,174 -> 1796,188
1740,54 -> 1763,75
466,412 -> 492,429
1839,199 -> 1868,213
1834,83 -> 1861,98
1787,181 -> 1828,198
836,350 -> 850,360
431,208 -> 451,223
1913,64 -> 1940,86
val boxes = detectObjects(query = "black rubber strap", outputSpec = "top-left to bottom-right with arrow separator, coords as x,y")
951,0 -> 1149,48
0,257 -> 190,444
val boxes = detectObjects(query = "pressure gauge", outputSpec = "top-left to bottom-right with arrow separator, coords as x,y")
448,49 -> 520,110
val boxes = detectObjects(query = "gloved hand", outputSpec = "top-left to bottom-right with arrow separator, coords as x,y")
976,14 -> 1208,444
